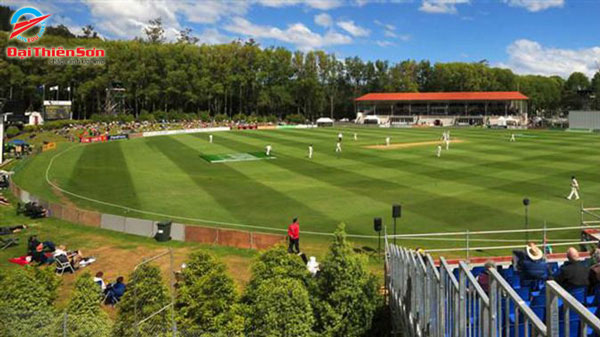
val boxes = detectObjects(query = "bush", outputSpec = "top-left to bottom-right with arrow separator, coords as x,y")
138,111 -> 155,122
116,113 -> 134,123
59,272 -> 111,337
213,113 -> 228,123
175,251 -> 239,336
244,278 -> 314,337
198,111 -> 210,122
265,114 -> 278,123
232,113 -> 247,122
311,223 -> 379,337
285,113 -> 304,124
153,110 -> 168,121
0,267 -> 60,337
5,126 -> 20,138
112,264 -> 172,337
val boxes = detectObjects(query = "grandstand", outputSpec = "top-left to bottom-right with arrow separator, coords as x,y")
355,91 -> 529,128
385,228 -> 600,337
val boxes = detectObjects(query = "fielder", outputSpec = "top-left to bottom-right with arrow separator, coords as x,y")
386,137 -> 391,146
436,145 -> 442,158
510,133 -> 516,142
209,134 -> 213,143
445,138 -> 450,150
266,144 -> 272,156
335,140 -> 342,154
338,132 -> 343,142
354,133 -> 358,141
567,176 -> 580,200
308,144 -> 313,159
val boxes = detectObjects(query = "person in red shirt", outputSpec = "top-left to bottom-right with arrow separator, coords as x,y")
287,217 -> 300,254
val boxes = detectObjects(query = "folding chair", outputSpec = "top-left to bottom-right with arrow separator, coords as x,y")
55,255 -> 75,275
0,237 -> 19,250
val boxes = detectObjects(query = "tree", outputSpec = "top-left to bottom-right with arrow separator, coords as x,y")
563,71 -> 590,110
177,28 -> 199,45
112,264 -> 172,337
245,278 -> 315,337
145,17 -> 165,44
0,267 -> 60,337
80,25 -> 98,39
46,24 -> 76,38
591,71 -> 600,110
312,223 -> 379,337
60,272 -> 111,337
175,251 -> 241,336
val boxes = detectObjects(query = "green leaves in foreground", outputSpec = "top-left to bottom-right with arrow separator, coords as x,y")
60,272 -> 111,337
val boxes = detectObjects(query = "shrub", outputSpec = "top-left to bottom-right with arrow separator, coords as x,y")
244,278 -> 314,337
213,113 -> 228,122
112,264 -> 172,337
311,223 -> 379,337
138,111 -> 155,122
0,267 -> 60,337
5,126 -> 20,138
232,113 -> 247,122
59,272 -> 111,337
285,113 -> 305,124
198,111 -> 210,122
175,251 -> 239,336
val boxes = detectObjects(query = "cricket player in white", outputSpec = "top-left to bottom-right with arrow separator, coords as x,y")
308,144 -> 313,159
354,133 -> 358,141
436,145 -> 442,158
445,138 -> 450,150
338,132 -> 343,142
209,134 -> 213,143
510,134 -> 516,142
386,137 -> 391,146
266,145 -> 272,156
335,141 -> 342,153
567,176 -> 580,200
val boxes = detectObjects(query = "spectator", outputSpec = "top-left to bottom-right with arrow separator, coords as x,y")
287,217 -> 300,254
555,247 -> 589,290
31,243 -> 53,265
0,225 -> 26,235
53,245 -> 85,269
477,260 -> 496,293
513,242 -> 548,288
94,271 -> 107,291
307,256 -> 320,277
105,276 -> 126,305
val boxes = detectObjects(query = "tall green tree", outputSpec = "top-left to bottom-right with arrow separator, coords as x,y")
144,18 -> 165,44
60,272 -> 111,337
312,223 -> 379,337
112,264 -> 172,337
175,251 -> 241,336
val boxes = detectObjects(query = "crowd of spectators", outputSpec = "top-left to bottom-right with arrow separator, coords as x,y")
477,242 -> 600,301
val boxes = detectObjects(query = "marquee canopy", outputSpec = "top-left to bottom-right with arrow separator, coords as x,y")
355,91 -> 528,102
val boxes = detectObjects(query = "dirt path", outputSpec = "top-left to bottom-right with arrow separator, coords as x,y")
364,139 -> 465,150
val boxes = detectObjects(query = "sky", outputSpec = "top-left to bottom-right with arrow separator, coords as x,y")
6,0 -> 600,78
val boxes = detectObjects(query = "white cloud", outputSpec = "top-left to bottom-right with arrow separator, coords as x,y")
503,0 -> 564,12
336,20 -> 370,37
376,40 -> 395,47
314,13 -> 333,27
498,39 -> 600,78
195,28 -> 234,45
82,0 -> 248,40
255,0 -> 343,10
224,17 -> 352,50
374,19 -> 396,31
419,0 -> 469,14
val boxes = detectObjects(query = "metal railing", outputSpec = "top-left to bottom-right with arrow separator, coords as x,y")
385,236 -> 600,337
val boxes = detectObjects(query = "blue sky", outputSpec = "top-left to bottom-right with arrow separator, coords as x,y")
7,0 -> 600,78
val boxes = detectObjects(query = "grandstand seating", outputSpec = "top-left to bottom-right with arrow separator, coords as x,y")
386,243 -> 600,337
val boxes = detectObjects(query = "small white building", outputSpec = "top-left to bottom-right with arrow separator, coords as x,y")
25,112 -> 44,125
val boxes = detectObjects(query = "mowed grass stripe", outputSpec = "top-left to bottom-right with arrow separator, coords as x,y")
67,141 -> 141,209
209,131 -> 526,234
144,135 -> 340,232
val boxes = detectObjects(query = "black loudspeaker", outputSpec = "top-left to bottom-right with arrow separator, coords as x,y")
392,204 -> 401,218
374,217 -> 382,232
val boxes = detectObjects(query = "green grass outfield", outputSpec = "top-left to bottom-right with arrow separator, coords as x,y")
13,127 -> 600,255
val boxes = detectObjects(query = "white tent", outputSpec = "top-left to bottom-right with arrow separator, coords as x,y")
24,112 -> 44,125
316,117 -> 334,127
364,115 -> 380,125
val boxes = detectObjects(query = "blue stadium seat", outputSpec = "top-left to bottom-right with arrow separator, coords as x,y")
471,266 -> 485,278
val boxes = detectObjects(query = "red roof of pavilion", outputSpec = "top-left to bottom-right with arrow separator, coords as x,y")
355,91 -> 528,102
